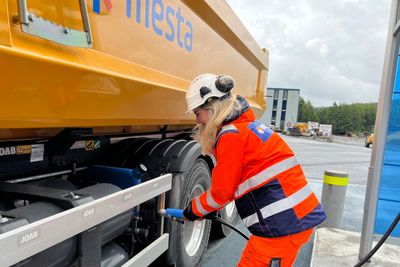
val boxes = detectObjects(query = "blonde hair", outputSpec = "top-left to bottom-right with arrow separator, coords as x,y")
193,95 -> 240,155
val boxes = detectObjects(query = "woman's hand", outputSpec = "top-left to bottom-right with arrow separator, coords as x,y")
183,202 -> 201,221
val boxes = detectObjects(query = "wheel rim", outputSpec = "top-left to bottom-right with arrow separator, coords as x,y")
224,201 -> 235,218
184,183 -> 207,257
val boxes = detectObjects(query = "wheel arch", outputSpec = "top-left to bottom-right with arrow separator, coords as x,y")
117,138 -> 214,176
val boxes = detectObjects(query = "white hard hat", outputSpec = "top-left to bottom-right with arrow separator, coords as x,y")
185,74 -> 234,113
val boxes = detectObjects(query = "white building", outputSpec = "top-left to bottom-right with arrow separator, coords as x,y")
260,87 -> 300,131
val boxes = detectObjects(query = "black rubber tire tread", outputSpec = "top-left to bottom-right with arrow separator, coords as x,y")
211,202 -> 238,239
166,159 -> 212,267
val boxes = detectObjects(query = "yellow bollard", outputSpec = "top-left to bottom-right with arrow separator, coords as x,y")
321,170 -> 348,228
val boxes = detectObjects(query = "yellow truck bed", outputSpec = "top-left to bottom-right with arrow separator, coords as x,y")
0,2 -> 269,265
0,0 -> 268,139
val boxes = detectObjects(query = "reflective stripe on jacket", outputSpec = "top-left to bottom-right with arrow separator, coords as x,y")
191,108 -> 326,238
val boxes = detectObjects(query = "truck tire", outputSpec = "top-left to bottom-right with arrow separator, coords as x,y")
365,140 -> 370,148
167,159 -> 212,267
211,201 -> 238,238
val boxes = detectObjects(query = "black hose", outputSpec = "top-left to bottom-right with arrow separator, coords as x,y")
354,212 -> 400,267
208,215 -> 249,241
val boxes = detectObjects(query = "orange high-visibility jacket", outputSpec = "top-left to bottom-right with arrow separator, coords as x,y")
191,107 -> 326,237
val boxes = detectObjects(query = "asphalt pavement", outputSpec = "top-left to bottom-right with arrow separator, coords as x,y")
201,134 -> 372,267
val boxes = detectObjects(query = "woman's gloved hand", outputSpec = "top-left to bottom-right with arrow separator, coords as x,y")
183,202 -> 218,221
183,201 -> 201,221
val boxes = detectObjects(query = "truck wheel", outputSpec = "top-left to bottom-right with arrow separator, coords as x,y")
167,159 -> 212,267
211,201 -> 238,238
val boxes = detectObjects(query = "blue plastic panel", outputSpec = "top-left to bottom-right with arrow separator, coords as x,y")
83,165 -> 142,189
394,54 -> 400,93
375,87 -> 400,236
385,93 -> 400,168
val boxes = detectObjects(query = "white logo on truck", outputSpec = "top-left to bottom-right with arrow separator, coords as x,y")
123,193 -> 133,201
18,230 -> 40,246
0,147 -> 16,156
82,208 -> 95,218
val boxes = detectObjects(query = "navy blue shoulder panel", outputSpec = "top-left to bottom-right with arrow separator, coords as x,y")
214,124 -> 239,148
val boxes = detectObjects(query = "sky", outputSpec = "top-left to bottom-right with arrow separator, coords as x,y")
228,0 -> 392,107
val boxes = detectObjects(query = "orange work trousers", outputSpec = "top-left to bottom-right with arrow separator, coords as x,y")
238,228 -> 314,267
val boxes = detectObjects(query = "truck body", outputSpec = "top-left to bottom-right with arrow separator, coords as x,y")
0,1 -> 268,266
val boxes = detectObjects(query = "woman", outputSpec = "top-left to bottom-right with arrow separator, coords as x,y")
183,74 -> 327,267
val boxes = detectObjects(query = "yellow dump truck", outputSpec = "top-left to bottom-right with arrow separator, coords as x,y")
0,1 -> 268,266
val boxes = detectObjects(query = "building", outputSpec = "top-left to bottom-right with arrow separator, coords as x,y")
260,87 -> 300,131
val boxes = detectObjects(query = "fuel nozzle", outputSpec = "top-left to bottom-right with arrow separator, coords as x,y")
159,208 -> 185,224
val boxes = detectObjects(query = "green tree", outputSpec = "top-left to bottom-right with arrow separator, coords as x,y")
315,102 -> 377,134
297,97 -> 306,122
353,103 -> 377,132
298,97 -> 318,122
334,104 -> 363,134
315,107 -> 330,124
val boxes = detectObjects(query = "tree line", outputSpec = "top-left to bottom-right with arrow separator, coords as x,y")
298,97 -> 377,135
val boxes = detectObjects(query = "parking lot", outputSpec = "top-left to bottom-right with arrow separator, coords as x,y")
202,134 -> 372,267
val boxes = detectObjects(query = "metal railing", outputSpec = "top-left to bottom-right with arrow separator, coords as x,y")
0,174 -> 172,266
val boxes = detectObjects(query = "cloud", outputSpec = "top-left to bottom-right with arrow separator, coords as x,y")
228,0 -> 391,106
